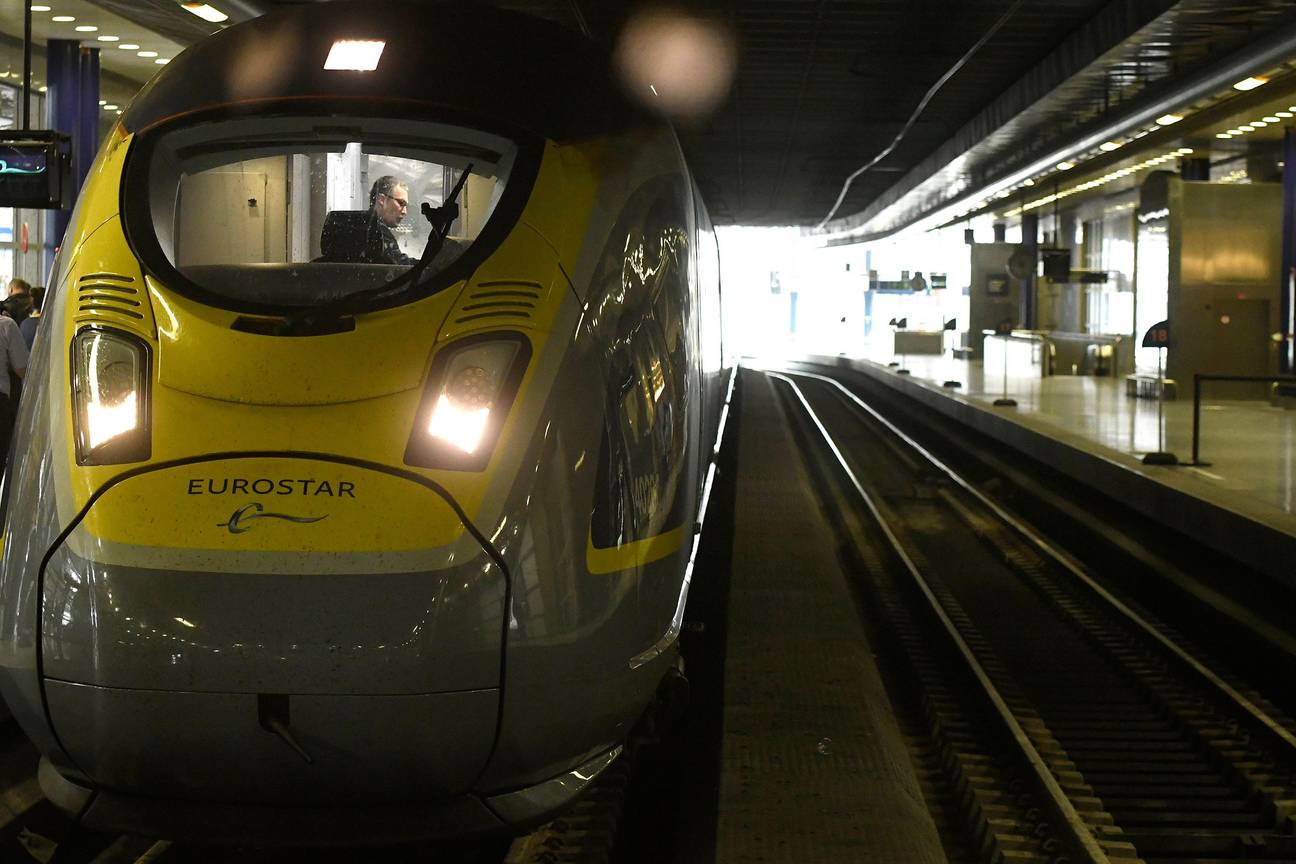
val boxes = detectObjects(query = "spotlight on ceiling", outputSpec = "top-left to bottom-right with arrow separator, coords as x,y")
1233,76 -> 1268,91
181,3 -> 228,23
323,40 -> 386,71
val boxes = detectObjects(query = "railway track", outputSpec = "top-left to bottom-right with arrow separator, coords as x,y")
771,368 -> 1296,864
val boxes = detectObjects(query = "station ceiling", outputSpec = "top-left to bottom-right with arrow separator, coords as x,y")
75,0 -> 1296,230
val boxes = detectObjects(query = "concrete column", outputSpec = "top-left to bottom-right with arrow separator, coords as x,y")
1282,128 -> 1295,373
1181,157 -> 1210,181
1021,213 -> 1038,328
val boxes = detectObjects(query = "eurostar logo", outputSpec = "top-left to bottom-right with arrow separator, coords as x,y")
218,502 -> 328,534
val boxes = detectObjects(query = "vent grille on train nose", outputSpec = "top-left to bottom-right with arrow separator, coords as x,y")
452,280 -> 541,325
77,273 -> 143,321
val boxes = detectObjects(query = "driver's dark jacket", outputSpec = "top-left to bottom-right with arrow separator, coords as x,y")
319,210 -> 417,265
369,221 -> 418,265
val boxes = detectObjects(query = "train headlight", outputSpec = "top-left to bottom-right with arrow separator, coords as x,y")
71,328 -> 151,465
405,333 -> 531,470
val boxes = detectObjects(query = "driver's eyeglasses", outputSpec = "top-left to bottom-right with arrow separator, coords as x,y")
382,193 -> 409,209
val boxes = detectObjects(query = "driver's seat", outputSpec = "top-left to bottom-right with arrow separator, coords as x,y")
318,211 -> 373,263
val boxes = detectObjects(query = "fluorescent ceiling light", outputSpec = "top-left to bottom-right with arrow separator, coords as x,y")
1233,76 -> 1268,91
74,25 -> 97,32
1264,116 -> 1281,123
1216,133 -> 1233,139
182,3 -> 229,23
51,15 -> 74,22
1156,113 -> 1184,126
1099,141 -> 1122,152
324,39 -> 385,71
30,4 -> 50,10
1055,160 -> 1075,171
97,35 -> 119,42
1277,112 -> 1293,118
138,51 -> 158,58
118,43 -> 139,50
1177,148 -> 1194,154
1252,119 -> 1269,127
103,104 -> 118,110
154,58 -> 170,65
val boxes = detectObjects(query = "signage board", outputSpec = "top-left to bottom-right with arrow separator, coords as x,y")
1142,320 -> 1171,348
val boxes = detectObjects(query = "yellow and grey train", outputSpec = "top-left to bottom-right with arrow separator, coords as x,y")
0,0 -> 728,842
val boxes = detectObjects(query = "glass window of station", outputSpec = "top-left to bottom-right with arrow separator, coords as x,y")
0,83 -> 45,290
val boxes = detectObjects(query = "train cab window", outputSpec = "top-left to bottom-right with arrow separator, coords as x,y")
130,115 -> 520,314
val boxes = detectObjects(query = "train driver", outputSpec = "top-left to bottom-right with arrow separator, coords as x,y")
318,175 -> 419,266
366,175 -> 418,265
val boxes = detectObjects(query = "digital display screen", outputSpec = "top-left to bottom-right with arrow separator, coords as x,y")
0,134 -> 70,209
0,146 -> 47,176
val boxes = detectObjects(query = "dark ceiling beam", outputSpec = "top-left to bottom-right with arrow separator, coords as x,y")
768,0 -> 827,210
729,0 -> 746,212
816,0 -> 1181,236
823,3 -> 1296,243
85,0 -> 224,43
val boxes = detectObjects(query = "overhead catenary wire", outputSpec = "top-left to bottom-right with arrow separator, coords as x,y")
814,0 -> 1029,232
568,0 -> 593,39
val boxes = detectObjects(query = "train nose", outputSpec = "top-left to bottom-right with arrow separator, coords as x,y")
39,457 -> 505,803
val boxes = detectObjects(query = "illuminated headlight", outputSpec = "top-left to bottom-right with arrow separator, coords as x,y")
405,334 -> 531,470
72,328 -> 151,465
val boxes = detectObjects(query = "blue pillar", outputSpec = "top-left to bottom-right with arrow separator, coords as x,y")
77,46 -> 100,186
1282,128 -> 1295,373
45,39 -> 98,266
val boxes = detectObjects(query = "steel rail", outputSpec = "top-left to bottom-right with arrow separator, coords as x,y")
766,371 -> 1112,864
788,366 -> 1296,757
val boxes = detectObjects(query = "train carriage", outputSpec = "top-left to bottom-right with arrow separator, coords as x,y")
0,0 -> 726,842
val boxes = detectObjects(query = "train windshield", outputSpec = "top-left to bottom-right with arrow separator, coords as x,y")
138,115 -> 520,313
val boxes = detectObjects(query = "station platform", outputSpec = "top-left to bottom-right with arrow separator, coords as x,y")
716,370 -> 945,863
774,347 -> 1296,584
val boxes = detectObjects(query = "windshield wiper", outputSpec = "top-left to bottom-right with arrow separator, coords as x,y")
288,162 -> 475,330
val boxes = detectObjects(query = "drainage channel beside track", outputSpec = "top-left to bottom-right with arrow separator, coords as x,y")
771,368 -> 1296,864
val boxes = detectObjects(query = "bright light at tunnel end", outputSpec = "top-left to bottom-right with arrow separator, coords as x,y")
324,40 -> 385,72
